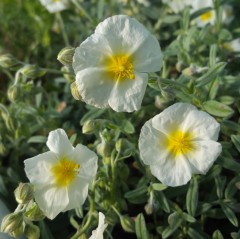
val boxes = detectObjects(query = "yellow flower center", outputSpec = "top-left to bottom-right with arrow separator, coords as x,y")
165,130 -> 195,156
105,54 -> 135,81
51,158 -> 80,187
200,11 -> 213,22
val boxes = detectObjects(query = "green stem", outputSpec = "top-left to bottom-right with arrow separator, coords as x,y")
71,0 -> 94,24
56,12 -> 70,46
41,68 -> 73,75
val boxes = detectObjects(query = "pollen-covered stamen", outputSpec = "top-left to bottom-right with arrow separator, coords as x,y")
200,11 -> 213,21
51,158 -> 80,187
106,54 -> 135,81
165,130 -> 195,156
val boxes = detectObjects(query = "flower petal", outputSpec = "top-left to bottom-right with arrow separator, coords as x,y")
183,109 -> 220,141
64,178 -> 89,211
139,119 -> 170,165
34,185 -> 68,220
133,34 -> 162,73
46,128 -> 73,155
73,34 -> 112,74
150,154 -> 192,187
186,140 -> 222,174
24,151 -> 57,185
76,68 -> 114,109
108,72 -> 148,112
70,144 -> 98,182
152,103 -> 197,135
95,15 -> 151,55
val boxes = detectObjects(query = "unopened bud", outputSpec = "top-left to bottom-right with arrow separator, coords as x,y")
24,223 -> 40,239
20,65 -> 46,79
1,212 -> 23,235
57,47 -> 75,66
14,183 -> 34,204
120,215 -> 135,233
82,120 -> 100,134
0,54 -> 20,69
7,84 -> 19,102
62,66 -> 75,82
182,66 -> 196,76
71,82 -> 82,101
10,224 -> 24,238
97,142 -> 112,157
175,61 -> 187,72
25,202 -> 45,221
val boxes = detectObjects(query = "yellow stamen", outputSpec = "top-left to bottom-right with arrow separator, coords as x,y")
200,11 -> 213,22
105,54 -> 135,81
51,158 -> 80,187
164,130 -> 195,157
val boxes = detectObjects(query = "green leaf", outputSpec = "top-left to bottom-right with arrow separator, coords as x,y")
182,213 -> 196,223
221,203 -> 239,227
231,135 -> 240,153
186,177 -> 198,216
196,62 -> 227,87
27,136 -> 47,143
218,154 -> 240,172
122,120 -> 135,134
187,227 -> 205,239
124,186 -> 148,204
203,100 -> 234,117
155,191 -> 170,213
152,183 -> 168,191
135,213 -> 149,239
214,175 -> 226,199
212,229 -> 224,239
39,221 -> 54,239
224,176 -> 240,199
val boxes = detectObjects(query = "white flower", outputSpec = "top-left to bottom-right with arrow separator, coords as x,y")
139,103 -> 222,187
73,15 -> 162,112
191,0 -> 216,27
222,4 -> 234,25
89,212 -> 108,239
224,38 -> 240,52
39,0 -> 68,13
0,199 -> 11,239
24,129 -> 98,219
162,0 -> 192,13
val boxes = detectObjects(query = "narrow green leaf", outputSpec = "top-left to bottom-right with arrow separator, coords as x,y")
221,204 -> 239,227
27,136 -> 47,144
231,135 -> 240,153
186,177 -> 198,216
196,62 -> 226,87
182,213 -> 196,223
212,229 -> 224,239
156,191 -> 170,213
135,213 -> 149,239
152,183 -> 168,191
187,227 -> 205,239
203,100 -> 234,117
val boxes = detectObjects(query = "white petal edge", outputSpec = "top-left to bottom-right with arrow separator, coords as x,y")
34,185 -> 68,220
186,140 -> 222,174
46,128 -> 73,155
151,103 -> 197,135
108,73 -> 148,112
24,151 -> 57,185
150,154 -> 192,187
76,68 -> 115,109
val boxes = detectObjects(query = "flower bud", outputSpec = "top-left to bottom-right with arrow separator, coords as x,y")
97,142 -> 112,157
24,223 -> 40,239
1,212 -> 23,235
71,82 -> 82,101
182,66 -> 196,76
82,120 -> 100,134
62,66 -> 75,82
175,61 -> 187,72
7,84 -> 19,102
10,224 -> 24,238
0,54 -> 20,69
14,183 -> 34,204
120,215 -> 135,233
25,202 -> 45,221
20,65 -> 46,79
57,47 -> 75,66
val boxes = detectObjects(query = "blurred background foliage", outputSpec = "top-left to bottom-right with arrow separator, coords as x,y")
0,0 -> 240,238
